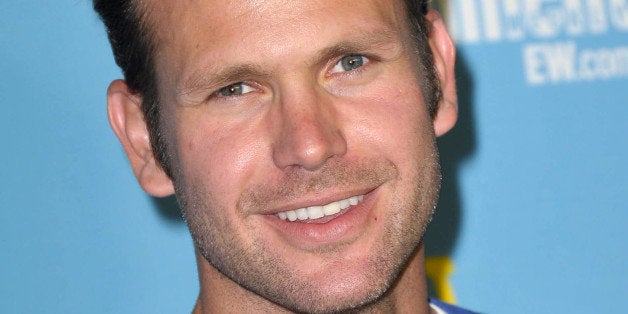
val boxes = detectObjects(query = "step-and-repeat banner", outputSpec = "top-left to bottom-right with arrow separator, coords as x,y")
425,1 -> 627,313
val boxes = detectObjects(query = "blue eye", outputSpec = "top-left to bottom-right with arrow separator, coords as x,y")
216,82 -> 255,97
331,54 -> 368,73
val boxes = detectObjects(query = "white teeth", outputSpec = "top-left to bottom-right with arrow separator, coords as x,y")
275,194 -> 365,221
286,210 -> 297,222
307,206 -> 325,219
339,199 -> 350,210
296,208 -> 309,220
323,201 -> 341,216
349,196 -> 359,206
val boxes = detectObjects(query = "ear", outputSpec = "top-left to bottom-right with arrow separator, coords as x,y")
107,80 -> 175,197
426,10 -> 458,137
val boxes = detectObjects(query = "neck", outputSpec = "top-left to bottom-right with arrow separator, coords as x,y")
193,245 -> 431,313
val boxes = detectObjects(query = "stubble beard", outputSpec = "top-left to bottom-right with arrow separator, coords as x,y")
174,150 -> 441,313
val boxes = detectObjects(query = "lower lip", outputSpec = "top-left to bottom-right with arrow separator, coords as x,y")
262,191 -> 377,247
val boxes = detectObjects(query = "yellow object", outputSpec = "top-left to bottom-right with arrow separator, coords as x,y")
425,256 -> 457,304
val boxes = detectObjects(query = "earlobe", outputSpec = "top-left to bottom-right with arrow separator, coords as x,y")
425,10 -> 458,137
107,80 -> 175,197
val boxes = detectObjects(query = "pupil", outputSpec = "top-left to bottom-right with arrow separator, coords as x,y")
341,55 -> 363,71
220,83 -> 242,96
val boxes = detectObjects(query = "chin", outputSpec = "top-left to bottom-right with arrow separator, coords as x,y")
274,286 -> 388,314
256,254 -> 402,313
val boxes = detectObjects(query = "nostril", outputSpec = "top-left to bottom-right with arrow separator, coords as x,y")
271,84 -> 347,170
272,116 -> 347,171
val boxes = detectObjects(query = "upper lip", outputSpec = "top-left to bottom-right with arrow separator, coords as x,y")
253,186 -> 378,216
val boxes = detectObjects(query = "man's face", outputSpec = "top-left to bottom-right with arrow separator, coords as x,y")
149,0 -> 441,312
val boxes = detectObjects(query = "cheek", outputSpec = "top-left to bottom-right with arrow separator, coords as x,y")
343,77 -> 433,154
174,112 -> 268,205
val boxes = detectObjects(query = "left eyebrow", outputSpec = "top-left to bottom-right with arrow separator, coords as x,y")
309,27 -> 402,68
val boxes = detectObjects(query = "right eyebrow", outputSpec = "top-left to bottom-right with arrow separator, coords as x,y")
177,64 -> 269,101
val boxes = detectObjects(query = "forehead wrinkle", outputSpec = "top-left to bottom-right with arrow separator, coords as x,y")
147,0 -> 414,100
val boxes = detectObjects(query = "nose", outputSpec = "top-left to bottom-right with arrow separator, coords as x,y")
271,84 -> 347,171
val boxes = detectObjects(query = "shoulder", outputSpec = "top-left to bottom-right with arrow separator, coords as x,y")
429,298 -> 481,314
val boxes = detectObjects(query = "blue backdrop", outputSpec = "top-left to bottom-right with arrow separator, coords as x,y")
1,1 -> 626,313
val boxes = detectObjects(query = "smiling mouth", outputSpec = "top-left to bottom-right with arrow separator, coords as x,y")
275,195 -> 365,222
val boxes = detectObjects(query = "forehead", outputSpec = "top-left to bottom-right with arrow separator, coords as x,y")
141,0 -> 411,86
143,0 -> 409,39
